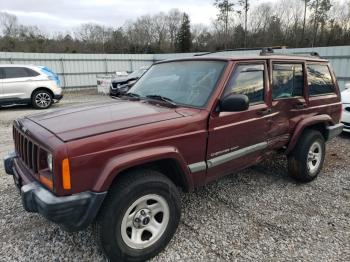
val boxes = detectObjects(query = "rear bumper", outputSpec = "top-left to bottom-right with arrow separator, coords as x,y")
4,153 -> 106,231
53,94 -> 63,101
326,123 -> 344,139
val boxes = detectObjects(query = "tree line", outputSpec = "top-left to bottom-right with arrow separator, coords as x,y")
0,0 -> 349,54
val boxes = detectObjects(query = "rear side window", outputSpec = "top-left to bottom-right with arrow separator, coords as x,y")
307,64 -> 334,96
224,64 -> 265,104
272,64 -> 304,99
25,68 -> 40,77
3,67 -> 34,78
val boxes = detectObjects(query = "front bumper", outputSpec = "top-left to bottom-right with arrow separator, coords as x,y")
109,85 -> 130,97
4,153 -> 106,232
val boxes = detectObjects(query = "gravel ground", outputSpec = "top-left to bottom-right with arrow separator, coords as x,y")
0,90 -> 349,261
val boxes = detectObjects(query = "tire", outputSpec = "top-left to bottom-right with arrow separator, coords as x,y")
94,169 -> 181,262
31,90 -> 53,109
288,129 -> 325,182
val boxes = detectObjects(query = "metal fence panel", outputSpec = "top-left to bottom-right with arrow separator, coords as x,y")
1,46 -> 350,90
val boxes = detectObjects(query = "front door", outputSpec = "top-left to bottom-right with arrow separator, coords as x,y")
206,61 -> 274,182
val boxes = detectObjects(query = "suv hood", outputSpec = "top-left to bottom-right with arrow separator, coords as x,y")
26,100 -> 184,141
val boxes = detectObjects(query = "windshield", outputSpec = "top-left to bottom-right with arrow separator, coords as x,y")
128,68 -> 147,78
128,61 -> 226,108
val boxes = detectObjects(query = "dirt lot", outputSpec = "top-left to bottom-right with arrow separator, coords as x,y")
0,90 -> 349,261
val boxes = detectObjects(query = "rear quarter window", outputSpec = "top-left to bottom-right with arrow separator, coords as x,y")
25,68 -> 40,77
307,64 -> 335,96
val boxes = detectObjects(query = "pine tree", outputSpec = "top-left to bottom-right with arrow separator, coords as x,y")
175,13 -> 192,52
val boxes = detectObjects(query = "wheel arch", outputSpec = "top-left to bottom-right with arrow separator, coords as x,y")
31,87 -> 54,100
286,114 -> 333,154
93,147 -> 193,193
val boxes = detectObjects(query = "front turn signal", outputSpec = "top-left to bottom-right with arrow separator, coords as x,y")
62,158 -> 71,190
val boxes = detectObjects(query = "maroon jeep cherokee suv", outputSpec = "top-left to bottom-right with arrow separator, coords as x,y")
4,51 -> 343,261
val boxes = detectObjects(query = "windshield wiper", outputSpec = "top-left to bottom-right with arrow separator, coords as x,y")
123,92 -> 140,97
119,92 -> 141,100
145,95 -> 177,107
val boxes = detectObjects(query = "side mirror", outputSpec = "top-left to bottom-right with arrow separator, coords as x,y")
220,94 -> 249,112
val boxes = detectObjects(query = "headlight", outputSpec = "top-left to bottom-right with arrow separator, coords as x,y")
47,153 -> 53,172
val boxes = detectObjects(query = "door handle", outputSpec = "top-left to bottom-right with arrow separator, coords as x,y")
257,108 -> 272,116
295,103 -> 306,109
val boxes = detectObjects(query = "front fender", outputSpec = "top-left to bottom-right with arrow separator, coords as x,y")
285,114 -> 333,154
92,146 -> 192,192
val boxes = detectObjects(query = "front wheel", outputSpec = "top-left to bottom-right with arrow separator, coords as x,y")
94,170 -> 181,262
288,129 -> 326,182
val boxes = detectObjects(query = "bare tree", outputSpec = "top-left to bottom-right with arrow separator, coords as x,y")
1,2 -> 350,53
166,9 -> 182,51
301,0 -> 310,45
0,12 -> 18,37
214,0 -> 235,49
310,0 -> 332,47
238,0 -> 249,47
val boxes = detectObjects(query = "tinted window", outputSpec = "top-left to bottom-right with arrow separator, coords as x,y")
307,64 -> 334,96
0,68 -> 4,79
25,68 -> 39,77
224,64 -> 264,104
3,67 -> 32,78
272,64 -> 304,99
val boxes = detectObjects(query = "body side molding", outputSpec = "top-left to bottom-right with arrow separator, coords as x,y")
188,142 -> 268,173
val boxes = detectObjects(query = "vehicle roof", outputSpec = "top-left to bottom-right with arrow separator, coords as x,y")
0,64 -> 41,68
156,55 -> 328,64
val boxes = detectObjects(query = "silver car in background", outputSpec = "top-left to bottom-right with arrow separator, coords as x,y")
0,65 -> 63,109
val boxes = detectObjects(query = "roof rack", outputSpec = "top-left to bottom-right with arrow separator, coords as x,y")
292,51 -> 321,57
193,47 -> 321,58
260,49 -> 321,58
194,46 -> 285,56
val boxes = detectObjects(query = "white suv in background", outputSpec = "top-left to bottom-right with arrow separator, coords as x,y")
341,84 -> 350,132
0,65 -> 63,109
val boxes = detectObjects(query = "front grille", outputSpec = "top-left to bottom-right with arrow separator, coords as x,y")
111,82 -> 120,89
13,125 -> 45,175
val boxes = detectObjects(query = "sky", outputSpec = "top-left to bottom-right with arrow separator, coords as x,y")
0,0 -> 277,35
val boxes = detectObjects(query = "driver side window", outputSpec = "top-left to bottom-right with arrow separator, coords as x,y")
224,64 -> 265,104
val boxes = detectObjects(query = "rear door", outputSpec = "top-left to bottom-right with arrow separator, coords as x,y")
2,67 -> 37,99
268,60 -> 307,147
206,61 -> 274,182
305,63 -> 341,120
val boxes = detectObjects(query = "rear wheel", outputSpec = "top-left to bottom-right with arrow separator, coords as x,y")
94,170 -> 181,262
288,129 -> 325,182
32,90 -> 53,109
